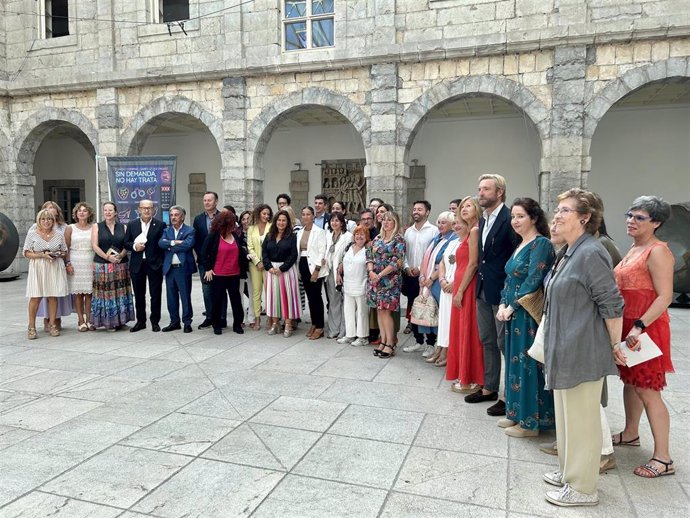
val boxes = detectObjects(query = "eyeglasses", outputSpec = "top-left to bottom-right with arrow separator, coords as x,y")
553,207 -> 576,215
624,212 -> 652,222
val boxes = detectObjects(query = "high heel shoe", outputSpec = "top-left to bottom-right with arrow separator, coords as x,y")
425,346 -> 441,363
27,326 -> 37,340
373,343 -> 385,357
378,343 -> 396,359
306,325 -> 316,338
49,324 -> 60,337
284,324 -> 294,338
267,323 -> 279,335
309,328 -> 324,340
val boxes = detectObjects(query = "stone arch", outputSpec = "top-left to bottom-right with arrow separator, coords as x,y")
120,95 -> 224,156
584,57 -> 690,143
247,87 -> 371,179
14,107 -> 99,176
400,74 -> 550,157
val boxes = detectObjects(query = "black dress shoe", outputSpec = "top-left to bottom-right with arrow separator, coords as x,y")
213,328 -> 222,335
130,322 -> 146,333
151,324 -> 161,332
184,324 -> 193,333
221,321 -> 228,329
464,390 -> 498,404
198,319 -> 212,330
487,400 -> 506,416
233,325 -> 244,335
162,323 -> 181,332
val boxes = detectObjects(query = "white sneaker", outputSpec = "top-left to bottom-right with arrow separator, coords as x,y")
545,484 -> 598,507
543,470 -> 564,487
422,344 -> 435,357
337,336 -> 354,344
402,342 -> 424,353
351,338 -> 369,347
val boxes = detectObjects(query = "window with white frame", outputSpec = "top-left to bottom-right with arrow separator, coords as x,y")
38,0 -> 70,38
148,0 -> 190,23
283,0 -> 334,51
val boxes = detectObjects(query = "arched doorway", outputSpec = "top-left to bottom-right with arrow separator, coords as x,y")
405,92 -> 543,217
589,77 -> 690,247
126,113 -> 223,218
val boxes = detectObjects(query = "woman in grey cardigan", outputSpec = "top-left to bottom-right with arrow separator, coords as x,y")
542,188 -> 625,508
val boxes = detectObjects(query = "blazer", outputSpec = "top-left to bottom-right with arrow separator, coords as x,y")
325,230 -> 352,275
124,218 -> 166,273
159,223 -> 197,275
199,231 -> 249,278
296,225 -> 328,278
246,223 -> 271,267
476,204 -> 519,304
192,210 -> 220,264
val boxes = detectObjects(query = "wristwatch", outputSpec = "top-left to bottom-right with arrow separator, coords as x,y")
633,319 -> 646,331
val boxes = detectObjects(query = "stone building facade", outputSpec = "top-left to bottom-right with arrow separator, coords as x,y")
1,0 -> 689,271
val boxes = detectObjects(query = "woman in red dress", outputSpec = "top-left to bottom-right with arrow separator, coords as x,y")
446,196 -> 484,392
612,195 -> 675,478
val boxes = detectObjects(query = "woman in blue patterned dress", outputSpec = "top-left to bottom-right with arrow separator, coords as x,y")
496,198 -> 555,437
367,211 -> 406,358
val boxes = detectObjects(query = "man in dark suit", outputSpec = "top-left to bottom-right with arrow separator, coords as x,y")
193,191 -> 223,329
124,200 -> 167,332
465,174 -> 518,416
159,205 -> 197,333
313,194 -> 331,229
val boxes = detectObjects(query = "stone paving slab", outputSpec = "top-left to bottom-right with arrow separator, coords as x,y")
0,277 -> 688,516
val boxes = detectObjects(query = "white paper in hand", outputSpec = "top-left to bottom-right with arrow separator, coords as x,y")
621,333 -> 662,368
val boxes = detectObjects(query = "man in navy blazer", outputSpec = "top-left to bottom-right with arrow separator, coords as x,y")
159,205 -> 197,333
193,191 -> 222,329
465,174 -> 519,416
124,200 -> 166,332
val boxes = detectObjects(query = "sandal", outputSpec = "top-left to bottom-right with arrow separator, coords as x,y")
612,432 -> 640,447
378,343 -> 396,359
373,343 -> 385,357
634,458 -> 675,478
284,324 -> 294,338
78,322 -> 88,332
49,324 -> 60,337
27,326 -> 37,340
87,323 -> 96,331
600,455 -> 617,474
309,328 -> 324,340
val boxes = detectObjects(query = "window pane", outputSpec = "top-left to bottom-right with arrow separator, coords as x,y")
312,18 -> 334,47
285,1 -> 306,18
285,21 -> 307,50
49,0 -> 70,38
312,0 -> 334,15
162,0 -> 190,22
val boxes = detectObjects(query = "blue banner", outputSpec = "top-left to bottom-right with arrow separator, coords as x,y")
106,156 -> 176,224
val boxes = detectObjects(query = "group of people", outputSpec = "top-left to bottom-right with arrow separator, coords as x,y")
23,176 -> 676,507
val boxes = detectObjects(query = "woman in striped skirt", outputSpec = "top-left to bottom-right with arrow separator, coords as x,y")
262,210 -> 301,337
23,209 -> 70,339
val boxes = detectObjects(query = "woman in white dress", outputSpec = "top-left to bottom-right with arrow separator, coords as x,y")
64,202 -> 96,331
433,217 -> 465,367
23,209 -> 69,339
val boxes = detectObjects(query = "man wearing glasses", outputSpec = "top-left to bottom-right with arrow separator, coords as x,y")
359,209 -> 378,239
124,199 -> 167,332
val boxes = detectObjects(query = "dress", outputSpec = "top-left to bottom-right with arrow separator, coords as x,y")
23,229 -> 69,298
68,224 -> 94,294
436,239 -> 461,347
366,234 -> 406,311
29,222 -> 74,317
446,236 -> 484,384
502,236 -> 555,430
91,221 -> 135,329
614,241 -> 674,391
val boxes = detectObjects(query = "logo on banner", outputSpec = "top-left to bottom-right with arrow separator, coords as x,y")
117,187 -> 129,200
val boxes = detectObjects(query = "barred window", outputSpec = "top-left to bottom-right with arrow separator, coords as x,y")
283,0 -> 334,51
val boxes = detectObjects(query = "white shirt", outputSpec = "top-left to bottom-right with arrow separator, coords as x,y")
136,218 -> 151,259
403,220 -> 439,270
172,226 -> 181,265
482,202 -> 504,247
342,246 -> 368,296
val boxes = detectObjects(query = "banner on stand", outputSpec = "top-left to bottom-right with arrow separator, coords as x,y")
106,156 -> 176,224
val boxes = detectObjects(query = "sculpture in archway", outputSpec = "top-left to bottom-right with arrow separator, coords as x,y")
320,159 -> 367,215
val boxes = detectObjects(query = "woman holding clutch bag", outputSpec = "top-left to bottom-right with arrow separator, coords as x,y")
91,201 -> 134,330
612,196 -> 675,478
496,198 -> 555,437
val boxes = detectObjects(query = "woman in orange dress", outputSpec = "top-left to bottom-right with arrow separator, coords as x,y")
612,195 -> 675,478
446,196 -> 484,392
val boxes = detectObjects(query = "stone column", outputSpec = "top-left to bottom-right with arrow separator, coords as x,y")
221,77 -> 256,211
367,63 -> 407,212
541,46 -> 588,211
96,87 -> 121,211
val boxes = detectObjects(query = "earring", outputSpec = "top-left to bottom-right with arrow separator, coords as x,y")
580,219 -> 586,225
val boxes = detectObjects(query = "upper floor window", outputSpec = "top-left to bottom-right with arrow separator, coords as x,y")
283,0 -> 334,51
149,0 -> 190,23
39,0 -> 70,38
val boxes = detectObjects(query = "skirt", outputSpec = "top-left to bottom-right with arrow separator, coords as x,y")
264,263 -> 302,320
26,258 -> 69,298
91,262 -> 135,329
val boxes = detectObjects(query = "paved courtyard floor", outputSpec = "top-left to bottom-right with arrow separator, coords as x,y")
0,276 -> 688,517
